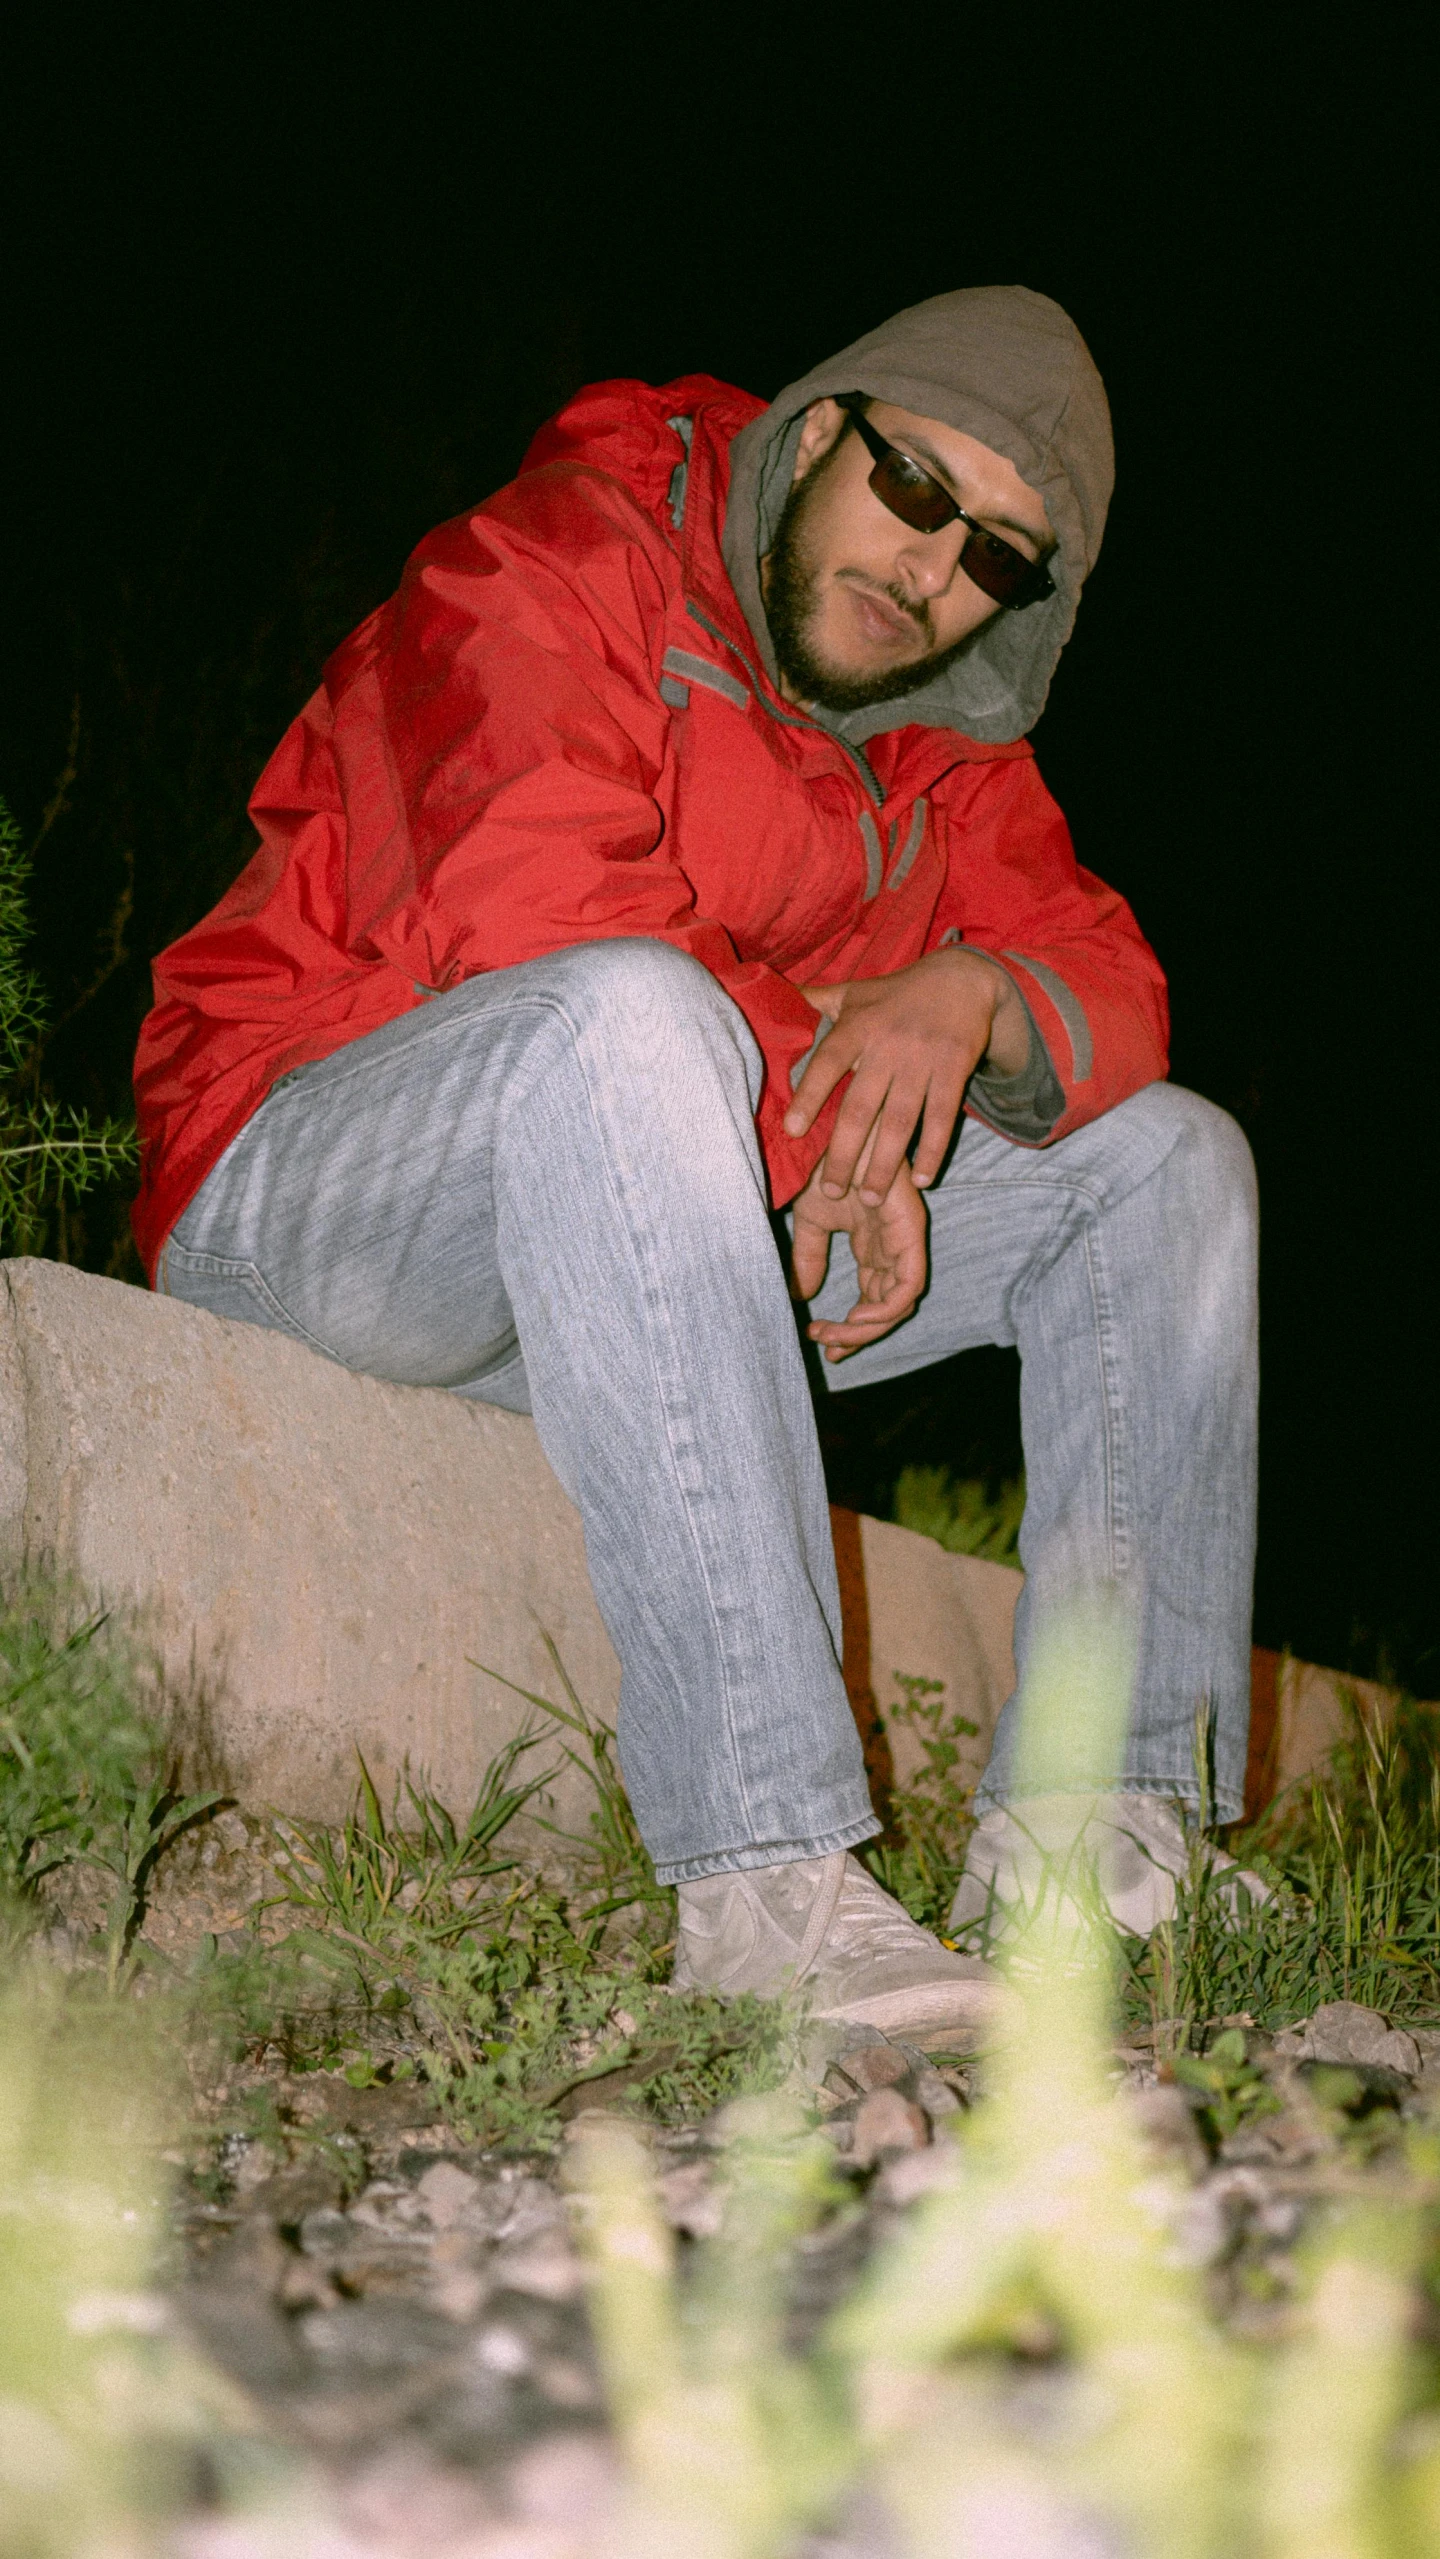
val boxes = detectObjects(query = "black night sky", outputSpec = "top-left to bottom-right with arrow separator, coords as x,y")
3,15 -> 1434,1687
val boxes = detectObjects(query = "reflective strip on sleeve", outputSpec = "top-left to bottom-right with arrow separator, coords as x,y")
1001,950 -> 1094,1082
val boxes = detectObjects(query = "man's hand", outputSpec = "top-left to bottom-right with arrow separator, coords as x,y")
790,1147 -> 928,1363
783,946 -> 1027,1206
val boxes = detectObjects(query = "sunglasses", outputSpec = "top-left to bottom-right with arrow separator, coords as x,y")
835,395 -> 1055,611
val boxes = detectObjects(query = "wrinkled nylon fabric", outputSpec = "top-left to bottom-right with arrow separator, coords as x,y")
132,338 -> 1161,1276
722,285 -> 1113,745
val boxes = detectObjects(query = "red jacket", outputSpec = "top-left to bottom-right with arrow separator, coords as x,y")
132,373 -> 1168,1275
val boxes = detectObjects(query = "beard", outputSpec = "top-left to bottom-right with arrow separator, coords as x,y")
762,442 -> 975,715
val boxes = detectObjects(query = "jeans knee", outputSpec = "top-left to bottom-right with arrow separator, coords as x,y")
547,935 -> 713,1019
1135,1086 -> 1257,1286
549,938 -> 760,1096
1170,1086 -> 1255,1209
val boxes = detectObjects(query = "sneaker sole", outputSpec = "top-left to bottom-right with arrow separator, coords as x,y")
812,1979 -> 999,2042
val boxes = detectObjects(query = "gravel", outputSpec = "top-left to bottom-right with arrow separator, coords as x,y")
152,2003 -> 1439,2555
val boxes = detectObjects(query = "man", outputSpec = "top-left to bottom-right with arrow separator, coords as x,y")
132,287 -> 1259,2040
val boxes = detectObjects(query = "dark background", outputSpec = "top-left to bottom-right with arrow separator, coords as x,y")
2,14 -> 1434,1685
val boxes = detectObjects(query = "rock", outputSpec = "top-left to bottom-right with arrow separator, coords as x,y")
874,2146 -> 957,2208
835,2042 -> 910,2094
494,2177 -> 565,2247
1285,2002 -> 1421,2076
494,2237 -> 584,2303
655,2158 -> 724,2238
1128,2083 -> 1209,2181
0,1258 -> 617,1824
897,2051 -> 966,2118
849,2087 -> 930,2167
414,2161 -> 486,2231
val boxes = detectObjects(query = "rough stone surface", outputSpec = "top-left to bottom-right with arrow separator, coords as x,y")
1271,1657 -> 1405,1789
855,1514 -> 1018,1798
1276,2001 -> 1422,2076
149,2009 -> 1440,2556
848,2087 -> 930,2165
1,1257 -> 616,1824
0,1259 -> 1030,1833
3,1255 -> 1408,1833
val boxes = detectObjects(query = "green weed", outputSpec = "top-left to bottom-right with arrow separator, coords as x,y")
861,1673 -> 978,1930
891,1463 -> 1025,1569
0,1589 -> 221,1980
0,789 -> 137,1255
208,1648 -> 793,2148
1124,1693 -> 1440,2045
567,1604 -> 1440,2558
1170,2025 -> 1281,2145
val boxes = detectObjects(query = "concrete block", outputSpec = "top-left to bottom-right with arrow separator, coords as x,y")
1,1257 -> 617,1826
8,1256 -> 1411,1842
856,1514 -> 1019,1799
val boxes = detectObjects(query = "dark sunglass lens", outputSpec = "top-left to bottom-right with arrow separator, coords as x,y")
871,453 -> 955,534
960,527 -> 1032,604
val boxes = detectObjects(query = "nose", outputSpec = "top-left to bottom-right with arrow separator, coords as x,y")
892,522 -> 968,603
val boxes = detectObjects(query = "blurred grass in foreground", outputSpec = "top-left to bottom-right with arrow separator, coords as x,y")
4,1587 -> 1440,2549
574,1602 -> 1440,2557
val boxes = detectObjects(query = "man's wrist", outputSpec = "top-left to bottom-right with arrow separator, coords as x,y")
931,945 -> 1029,1076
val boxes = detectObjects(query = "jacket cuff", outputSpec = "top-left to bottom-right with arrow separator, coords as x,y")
966,975 -> 1065,1142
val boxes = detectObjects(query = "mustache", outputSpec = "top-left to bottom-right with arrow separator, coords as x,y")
835,571 -> 932,642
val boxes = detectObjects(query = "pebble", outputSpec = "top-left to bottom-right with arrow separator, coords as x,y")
416,2161 -> 488,2230
849,2088 -> 930,2167
162,2010 -> 1437,2551
835,2044 -> 911,2095
1277,2000 -> 1423,2077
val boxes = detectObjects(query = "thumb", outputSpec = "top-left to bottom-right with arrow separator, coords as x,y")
799,981 -> 847,1022
789,1210 -> 833,1302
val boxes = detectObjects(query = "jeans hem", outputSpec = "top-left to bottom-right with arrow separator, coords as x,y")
973,1775 -> 1245,1826
654,1813 -> 880,1887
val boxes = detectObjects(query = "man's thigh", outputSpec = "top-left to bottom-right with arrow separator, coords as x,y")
159,968 -> 547,1397
807,1081 -> 1229,1391
159,937 -> 767,1404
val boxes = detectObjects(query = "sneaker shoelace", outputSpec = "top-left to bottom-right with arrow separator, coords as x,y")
788,1850 -> 848,1986
823,1861 -> 940,1962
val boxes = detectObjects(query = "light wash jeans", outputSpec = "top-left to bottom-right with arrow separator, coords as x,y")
158,940 -> 1258,1877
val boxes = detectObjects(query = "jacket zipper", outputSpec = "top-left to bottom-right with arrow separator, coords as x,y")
683,600 -> 886,809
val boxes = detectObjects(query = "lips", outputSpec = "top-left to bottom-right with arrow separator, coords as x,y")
844,583 -> 921,653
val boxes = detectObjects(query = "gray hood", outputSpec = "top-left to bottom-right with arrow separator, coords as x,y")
721,285 -> 1113,745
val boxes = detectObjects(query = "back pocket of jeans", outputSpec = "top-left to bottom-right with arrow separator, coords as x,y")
159,1240 -> 337,1359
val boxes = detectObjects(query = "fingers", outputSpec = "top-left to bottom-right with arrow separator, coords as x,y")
817,1063 -> 903,1199
782,1019 -> 861,1143
798,981 -> 847,1023
788,1209 -> 834,1304
808,1282 -> 920,1358
807,1177 -> 928,1359
908,1071 -> 967,1190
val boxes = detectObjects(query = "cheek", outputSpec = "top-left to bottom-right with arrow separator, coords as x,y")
931,580 -> 1002,648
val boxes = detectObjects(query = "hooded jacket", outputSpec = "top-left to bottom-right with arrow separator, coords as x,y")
131,287 -> 1168,1276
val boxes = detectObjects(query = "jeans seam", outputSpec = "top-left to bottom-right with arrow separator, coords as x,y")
1082,1221 -> 1130,1582
505,991 -> 766,1839
161,1240 -> 340,1361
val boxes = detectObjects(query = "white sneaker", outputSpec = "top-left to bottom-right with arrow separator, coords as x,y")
672,1850 -> 996,2040
948,1793 -> 1271,1942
